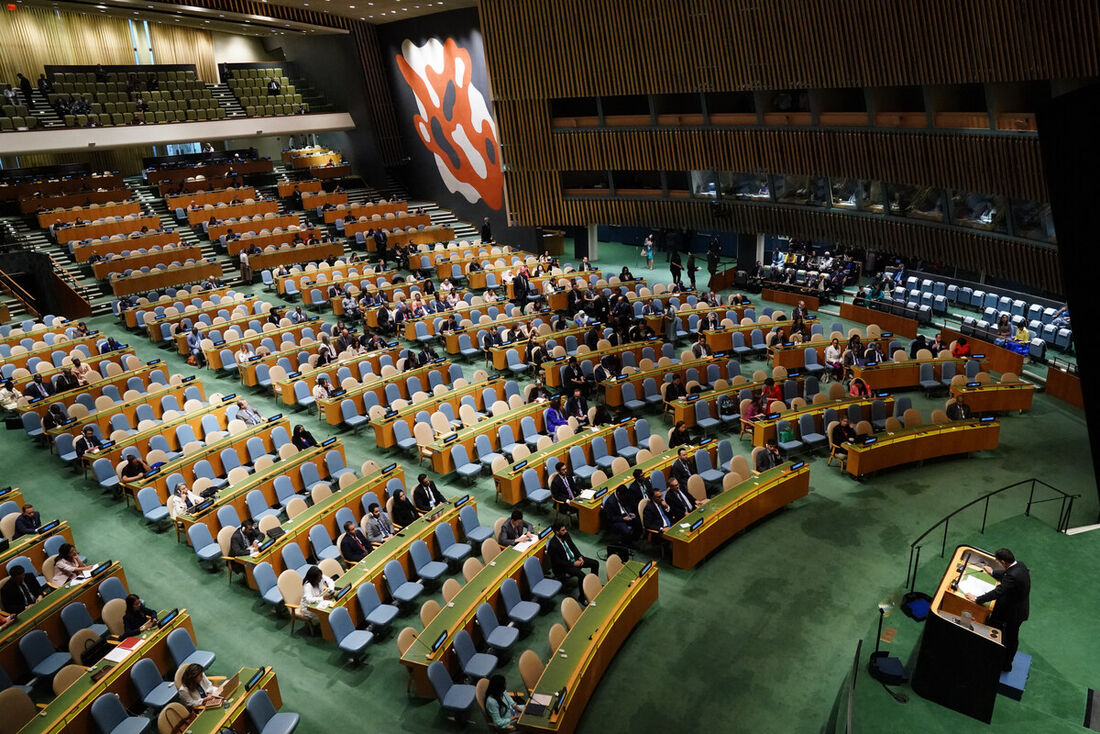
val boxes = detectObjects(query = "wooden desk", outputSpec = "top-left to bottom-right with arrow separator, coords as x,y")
202,321 -> 323,370
911,544 -> 1005,723
643,303 -> 748,336
539,340 -> 657,389
39,201 -> 139,228
518,561 -> 658,732
268,346 -> 401,404
2,173 -> 123,203
36,373 -> 192,434
208,215 -> 299,242
110,261 -> 223,297
276,268 -> 398,297
225,229 -> 322,257
851,358 -> 968,391
506,270 -> 602,301
282,146 -> 328,163
2,334 -> 108,372
603,356 -> 738,408
844,420 -> 1000,477
426,401 -> 547,475
344,215 -> 432,238
751,395 -> 893,447
248,242 -> 344,271
369,375 -> 507,449
400,530 -> 550,696
485,325 -> 587,368
762,288 -> 819,311
309,163 -> 352,179
570,442 -> 720,534
301,192 -> 348,209
120,418 -> 289,502
322,201 -> 408,223
939,327 -> 1024,376
664,463 -> 809,568
0,562 -> 126,679
18,187 -> 130,214
146,295 -> 258,344
165,186 -> 257,209
354,226 -> 454,252
839,302 -> 920,338
316,362 -> 449,425
157,174 -> 250,196
56,216 -> 162,245
292,152 -> 341,168
768,337 -> 890,370
0,522 -> 74,579
19,611 -> 194,734
178,443 -> 345,541
91,246 -> 203,280
493,421 -> 635,505
356,280 -> 432,323
304,500 -> 465,640
148,159 -> 273,185
121,286 -> 234,328
277,179 -> 323,197
234,465 -> 402,589
950,382 -> 1034,413
402,302 -> 490,341
187,201 -> 279,226
1045,366 -> 1082,409
72,231 -> 180,262
700,319 -> 818,353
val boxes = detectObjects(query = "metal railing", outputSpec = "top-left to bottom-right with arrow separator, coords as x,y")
0,267 -> 40,317
905,478 -> 1078,590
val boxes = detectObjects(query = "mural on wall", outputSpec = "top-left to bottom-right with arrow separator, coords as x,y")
395,37 -> 504,210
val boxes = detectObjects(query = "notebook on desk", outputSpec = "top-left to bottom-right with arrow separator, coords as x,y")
525,694 -> 552,718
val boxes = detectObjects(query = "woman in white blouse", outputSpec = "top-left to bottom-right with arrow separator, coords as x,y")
824,337 -> 844,383
179,663 -> 224,709
168,483 -> 204,520
51,543 -> 94,586
300,565 -> 335,622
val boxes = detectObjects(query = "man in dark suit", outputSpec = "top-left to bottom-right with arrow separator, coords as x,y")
627,469 -> 651,509
642,489 -> 673,534
339,520 -> 371,563
373,229 -> 388,266
564,388 -> 588,425
13,504 -> 41,538
25,374 -> 52,400
498,510 -> 534,547
74,426 -> 103,459
669,448 -> 695,486
602,485 -> 641,543
229,519 -> 263,557
969,548 -> 1031,671
755,439 -> 783,473
663,374 -> 687,403
562,357 -> 589,397
1,565 -> 43,614
548,522 -> 598,602
417,343 -> 439,364
549,463 -> 580,517
412,474 -> 448,512
664,477 -> 696,523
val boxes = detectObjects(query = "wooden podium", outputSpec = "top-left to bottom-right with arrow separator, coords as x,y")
911,544 -> 1006,723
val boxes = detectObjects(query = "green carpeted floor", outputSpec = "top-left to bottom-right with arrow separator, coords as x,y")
3,239 -> 1095,733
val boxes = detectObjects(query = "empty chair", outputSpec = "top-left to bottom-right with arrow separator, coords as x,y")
695,400 -> 719,433
695,449 -> 724,486
130,657 -> 177,710
281,544 -> 311,578
273,475 -> 306,509
568,445 -> 597,484
453,628 -> 497,680
61,601 -> 109,638
166,628 -> 215,670
523,556 -> 562,602
613,427 -> 639,462
434,523 -> 472,564
918,363 -> 940,393
520,468 -> 552,508
19,630 -> 70,678
98,576 -> 127,603
939,361 -> 956,388
410,539 -> 448,582
473,434 -> 502,472
90,692 -> 152,734
427,660 -> 476,722
798,414 -> 827,451
254,562 -> 284,610
384,559 -> 425,605
136,487 -> 170,526
450,444 -> 481,481
247,490 -> 279,523
803,348 -> 825,375
459,505 -> 494,546
500,577 -> 539,626
357,583 -> 399,632
187,524 -> 221,565
329,606 -> 373,664
309,525 -> 341,562
474,602 -> 518,653
245,689 -> 300,734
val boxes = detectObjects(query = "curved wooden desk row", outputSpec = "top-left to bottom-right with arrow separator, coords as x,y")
322,201 -> 409,223
4,173 -> 123,204
34,373 -> 193,432
949,382 -> 1034,413
92,246 -> 204,280
426,399 -> 548,475
73,231 -> 180,262
224,229 -> 323,257
177,442 -> 347,542
18,187 -> 130,214
570,442 -> 722,535
0,563 -> 127,679
302,192 -> 348,210
316,361 -> 453,425
307,500 -> 467,641
121,286 -> 235,328
234,465 -> 404,590
207,215 -> 300,242
292,153 -> 341,168
186,201 -> 279,226
247,242 -> 344,271
165,305 -> 266,353
18,361 -> 161,418
165,186 -> 258,209
110,261 -> 223,297
844,419 -> 1000,477
276,179 -> 324,197
483,326 -> 589,369
120,418 -> 289,502
150,159 -> 274,185
761,287 -> 820,312
750,395 -> 894,447
768,336 -> 892,370
518,561 -> 659,732
0,520 -> 73,581
665,463 -> 810,569
310,164 -> 352,179
641,303 -> 750,336
2,334 -> 112,372
267,345 -> 403,402
276,267 -> 399,296
135,294 -> 251,340
368,375 -> 511,449
699,318 -> 819,353
38,201 -> 140,228
57,216 -> 161,245
241,342 -> 401,388
407,301 -> 520,342
603,356 -> 739,408
401,529 -> 550,697
344,215 -> 433,237
539,339 -> 656,389
494,420 -> 638,505
938,327 -> 1025,376
838,302 -> 920,339
355,280 -> 434,323
281,146 -> 328,163
850,357 -> 970,391
201,320 -> 323,370
505,269 -> 602,303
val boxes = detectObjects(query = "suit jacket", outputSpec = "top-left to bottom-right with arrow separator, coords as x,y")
642,500 -> 672,532
13,512 -> 41,538
669,458 -> 695,486
340,530 -> 371,562
564,396 -> 588,420
412,483 -> 447,512
977,561 -> 1031,624
664,383 -> 687,402
550,474 -> 578,503
229,527 -> 262,557
498,520 -> 533,546
756,448 -> 782,473
547,534 -> 585,572
74,435 -> 102,458
665,486 -> 695,522
1,575 -> 42,613
602,492 -> 636,522
364,512 -> 395,544
626,480 -> 650,509
25,381 -> 51,399
562,366 -> 584,386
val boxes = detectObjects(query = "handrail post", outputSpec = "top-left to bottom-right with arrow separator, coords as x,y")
981,496 -> 990,533
941,519 -> 949,558
1026,479 -> 1035,517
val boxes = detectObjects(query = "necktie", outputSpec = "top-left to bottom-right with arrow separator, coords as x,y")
20,582 -> 33,605
562,539 -> 574,562
564,477 -> 574,499
355,535 -> 367,553
657,504 -> 670,526
425,488 -> 436,508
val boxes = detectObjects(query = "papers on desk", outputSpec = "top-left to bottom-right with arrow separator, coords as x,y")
530,693 -> 552,707
104,637 -> 143,663
958,575 -> 995,598
577,490 -> 596,501
513,537 -> 537,552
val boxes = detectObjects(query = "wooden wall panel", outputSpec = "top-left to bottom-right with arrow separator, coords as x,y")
481,0 -> 1100,99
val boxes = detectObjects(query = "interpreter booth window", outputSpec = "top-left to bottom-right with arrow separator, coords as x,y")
774,175 -> 829,207
728,172 -> 771,201
561,171 -> 610,196
888,184 -> 945,222
950,191 -> 1008,233
1011,200 -> 1056,243
612,171 -> 662,196
829,179 -> 885,212
691,170 -> 721,198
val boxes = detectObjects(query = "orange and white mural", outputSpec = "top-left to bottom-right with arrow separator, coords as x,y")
396,37 -> 504,210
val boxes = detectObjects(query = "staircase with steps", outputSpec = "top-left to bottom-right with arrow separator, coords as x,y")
6,217 -> 109,315
207,83 -> 247,119
26,91 -> 64,128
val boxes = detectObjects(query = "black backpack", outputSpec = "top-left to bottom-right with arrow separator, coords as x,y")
717,394 -> 736,416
